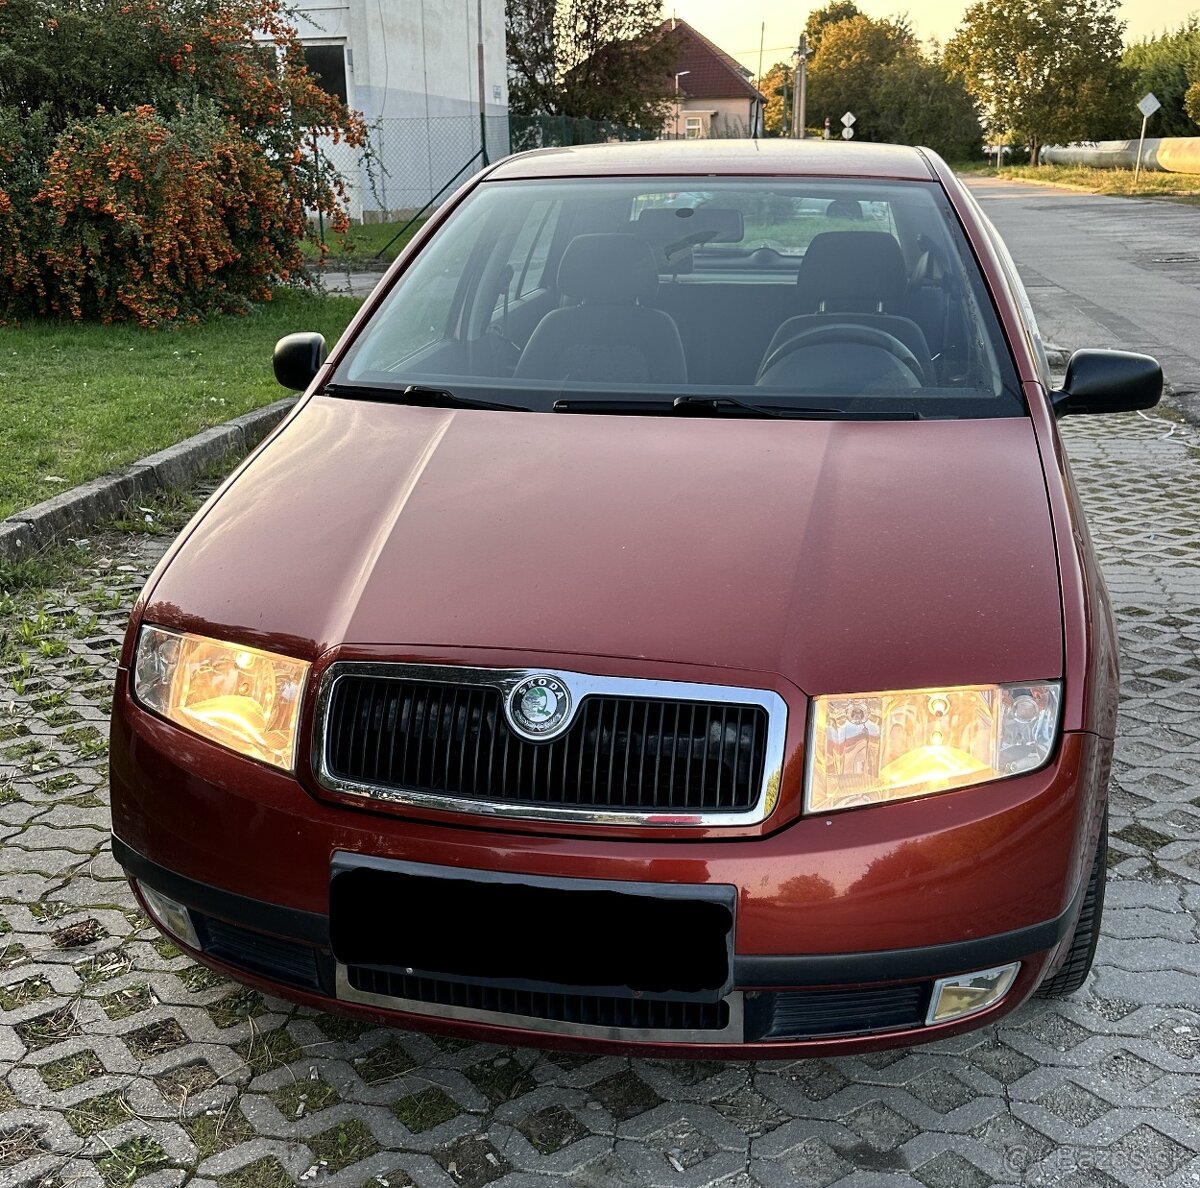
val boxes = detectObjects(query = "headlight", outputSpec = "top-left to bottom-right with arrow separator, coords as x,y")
807,682 -> 1061,813
132,625 -> 309,772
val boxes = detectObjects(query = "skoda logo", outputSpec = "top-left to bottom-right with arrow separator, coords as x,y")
507,674 -> 571,738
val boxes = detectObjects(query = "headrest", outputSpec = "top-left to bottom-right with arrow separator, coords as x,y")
825,199 -> 863,221
636,206 -> 744,244
557,234 -> 657,303
796,230 -> 907,313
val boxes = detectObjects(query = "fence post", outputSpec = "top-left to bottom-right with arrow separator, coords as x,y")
312,132 -> 324,247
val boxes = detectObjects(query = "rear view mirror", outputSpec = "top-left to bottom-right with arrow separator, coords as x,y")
1053,349 -> 1161,417
273,332 -> 327,392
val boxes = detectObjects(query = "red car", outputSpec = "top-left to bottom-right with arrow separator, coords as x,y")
110,141 -> 1161,1057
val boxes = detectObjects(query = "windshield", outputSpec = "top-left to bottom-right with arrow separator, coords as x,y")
335,176 -> 1024,419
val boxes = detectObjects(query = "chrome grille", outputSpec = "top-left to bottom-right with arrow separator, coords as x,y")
314,664 -> 785,825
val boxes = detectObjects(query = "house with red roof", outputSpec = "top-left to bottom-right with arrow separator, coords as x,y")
660,18 -> 764,139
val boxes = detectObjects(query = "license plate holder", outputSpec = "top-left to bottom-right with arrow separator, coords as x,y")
330,854 -> 735,1001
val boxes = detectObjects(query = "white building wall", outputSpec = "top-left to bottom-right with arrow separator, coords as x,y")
293,0 -> 509,219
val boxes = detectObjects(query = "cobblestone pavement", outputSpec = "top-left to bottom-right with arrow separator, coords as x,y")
0,410 -> 1198,1188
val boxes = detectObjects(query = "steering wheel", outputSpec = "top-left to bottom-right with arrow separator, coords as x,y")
756,323 -> 925,386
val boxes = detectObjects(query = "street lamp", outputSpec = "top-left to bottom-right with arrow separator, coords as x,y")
674,71 -> 690,138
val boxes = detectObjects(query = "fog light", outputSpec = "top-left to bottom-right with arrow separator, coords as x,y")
138,882 -> 200,950
926,963 -> 1019,1025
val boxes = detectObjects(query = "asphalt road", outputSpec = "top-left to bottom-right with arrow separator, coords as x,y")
965,175 -> 1200,419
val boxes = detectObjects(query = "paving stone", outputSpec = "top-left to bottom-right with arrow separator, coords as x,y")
903,1069 -> 977,1114
752,1134 -> 852,1188
1032,1080 -> 1112,1129
1107,1123 -> 1195,1180
913,1149 -> 995,1188
843,1101 -> 919,1152
973,1113 -> 1055,1174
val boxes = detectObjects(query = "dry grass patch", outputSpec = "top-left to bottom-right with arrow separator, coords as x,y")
40,1049 -> 104,1091
0,1123 -> 44,1168
99,984 -> 153,1020
65,1091 -> 129,1137
16,1004 -> 81,1050
271,1075 -> 341,1119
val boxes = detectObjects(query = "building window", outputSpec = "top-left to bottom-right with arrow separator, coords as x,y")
684,115 -> 703,139
301,43 -> 348,105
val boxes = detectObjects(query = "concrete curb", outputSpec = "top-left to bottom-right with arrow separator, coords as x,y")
0,398 -> 295,564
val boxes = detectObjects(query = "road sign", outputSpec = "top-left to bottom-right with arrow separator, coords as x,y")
841,111 -> 856,127
842,127 -> 854,140
1134,93 -> 1161,183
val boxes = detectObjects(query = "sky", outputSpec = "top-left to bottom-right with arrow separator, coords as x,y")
670,0 -> 1200,76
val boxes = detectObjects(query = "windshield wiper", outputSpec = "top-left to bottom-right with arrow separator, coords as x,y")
554,396 -> 919,420
672,396 -> 838,419
324,383 -> 528,412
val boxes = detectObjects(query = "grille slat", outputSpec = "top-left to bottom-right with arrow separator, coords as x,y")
345,966 -> 730,1032
715,707 -> 728,809
370,684 -> 386,783
324,674 -> 770,817
589,700 -> 605,808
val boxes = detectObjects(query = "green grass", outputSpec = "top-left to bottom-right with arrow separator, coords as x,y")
960,161 -> 1200,203
300,218 -> 425,264
0,287 -> 363,520
96,1136 -> 172,1186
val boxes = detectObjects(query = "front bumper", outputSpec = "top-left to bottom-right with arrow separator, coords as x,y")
111,674 -> 1109,1056
115,835 -> 1079,1058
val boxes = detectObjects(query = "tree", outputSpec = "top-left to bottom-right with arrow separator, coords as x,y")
1123,20 -> 1200,137
875,53 -> 983,160
804,15 -> 981,157
0,0 -> 365,323
945,0 -> 1128,164
806,15 -> 916,135
506,0 -> 673,130
506,0 -> 559,121
1188,81 -> 1200,127
804,1 -> 862,57
754,62 -> 794,137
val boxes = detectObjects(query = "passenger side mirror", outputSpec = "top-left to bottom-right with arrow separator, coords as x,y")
1052,349 -> 1161,417
273,332 -> 327,392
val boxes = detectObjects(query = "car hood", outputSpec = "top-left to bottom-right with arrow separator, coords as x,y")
145,395 -> 1063,693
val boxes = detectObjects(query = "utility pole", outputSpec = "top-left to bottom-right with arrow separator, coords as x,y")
755,21 -> 764,139
792,34 -> 808,139
477,0 -> 488,164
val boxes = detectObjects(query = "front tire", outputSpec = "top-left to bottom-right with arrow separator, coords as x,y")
1038,814 -> 1107,997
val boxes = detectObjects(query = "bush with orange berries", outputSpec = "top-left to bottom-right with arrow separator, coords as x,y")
0,0 -> 366,324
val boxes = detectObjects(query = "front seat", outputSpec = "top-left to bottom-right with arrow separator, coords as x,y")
759,230 -> 933,383
514,234 -> 687,384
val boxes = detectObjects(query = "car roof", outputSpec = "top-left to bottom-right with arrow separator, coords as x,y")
485,139 -> 937,183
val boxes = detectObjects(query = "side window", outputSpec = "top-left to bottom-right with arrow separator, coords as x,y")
972,198 -> 1050,383
517,202 -> 559,297
494,200 -> 560,306
350,202 -> 490,372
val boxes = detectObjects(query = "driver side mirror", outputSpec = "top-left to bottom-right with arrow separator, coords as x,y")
1052,349 -> 1161,417
273,332 -> 327,392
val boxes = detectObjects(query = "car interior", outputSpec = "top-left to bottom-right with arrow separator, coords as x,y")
341,179 -> 1021,414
